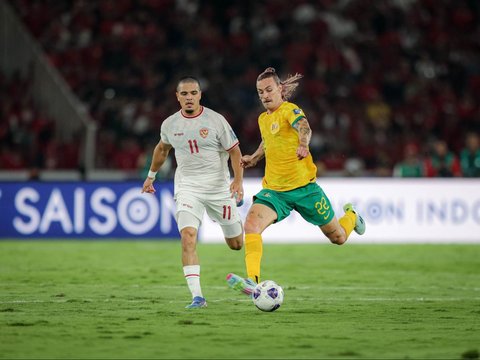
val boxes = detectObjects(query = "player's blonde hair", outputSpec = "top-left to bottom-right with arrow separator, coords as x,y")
257,67 -> 303,101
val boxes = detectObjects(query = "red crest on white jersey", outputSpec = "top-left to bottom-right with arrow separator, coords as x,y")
199,128 -> 209,138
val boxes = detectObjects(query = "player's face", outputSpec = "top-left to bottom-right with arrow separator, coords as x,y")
176,82 -> 202,115
257,77 -> 283,113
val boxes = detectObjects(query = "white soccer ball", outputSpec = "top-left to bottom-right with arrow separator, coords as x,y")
252,280 -> 284,312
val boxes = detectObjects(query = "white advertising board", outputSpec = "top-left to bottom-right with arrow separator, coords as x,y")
199,178 -> 480,244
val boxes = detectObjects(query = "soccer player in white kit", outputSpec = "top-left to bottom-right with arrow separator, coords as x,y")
142,77 -> 245,309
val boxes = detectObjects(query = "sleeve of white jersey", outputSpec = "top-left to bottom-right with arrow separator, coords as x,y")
160,119 -> 171,145
217,116 -> 239,151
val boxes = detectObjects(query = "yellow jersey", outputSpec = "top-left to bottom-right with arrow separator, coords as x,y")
258,101 -> 317,191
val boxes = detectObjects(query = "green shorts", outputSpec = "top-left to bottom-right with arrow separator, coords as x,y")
253,182 -> 335,226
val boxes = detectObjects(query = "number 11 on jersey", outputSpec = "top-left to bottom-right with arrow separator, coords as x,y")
188,139 -> 199,154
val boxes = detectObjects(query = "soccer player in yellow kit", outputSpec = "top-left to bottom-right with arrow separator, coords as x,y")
227,67 -> 366,294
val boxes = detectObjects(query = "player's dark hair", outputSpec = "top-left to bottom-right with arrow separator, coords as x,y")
177,76 -> 201,91
257,67 -> 303,101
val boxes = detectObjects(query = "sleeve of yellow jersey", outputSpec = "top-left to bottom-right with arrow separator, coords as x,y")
285,102 -> 306,127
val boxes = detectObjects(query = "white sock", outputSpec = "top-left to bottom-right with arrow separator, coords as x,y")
183,265 -> 203,299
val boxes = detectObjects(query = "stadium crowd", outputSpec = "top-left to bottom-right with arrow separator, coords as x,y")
0,69 -> 80,175
2,0 -> 480,177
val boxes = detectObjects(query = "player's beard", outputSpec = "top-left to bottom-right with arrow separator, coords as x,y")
185,109 -> 194,114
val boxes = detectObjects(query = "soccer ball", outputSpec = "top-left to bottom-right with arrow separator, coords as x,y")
252,280 -> 284,312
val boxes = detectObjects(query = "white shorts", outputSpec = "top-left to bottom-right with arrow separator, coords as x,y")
175,191 -> 243,238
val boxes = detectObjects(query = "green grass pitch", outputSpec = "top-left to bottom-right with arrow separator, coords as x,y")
1,240 -> 479,359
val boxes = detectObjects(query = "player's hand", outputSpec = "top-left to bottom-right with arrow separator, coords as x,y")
296,145 -> 309,160
142,177 -> 156,194
240,155 -> 257,169
230,182 -> 244,206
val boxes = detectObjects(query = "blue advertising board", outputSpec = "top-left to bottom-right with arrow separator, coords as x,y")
0,182 -> 180,239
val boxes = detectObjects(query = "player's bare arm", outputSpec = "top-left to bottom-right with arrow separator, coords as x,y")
293,118 -> 311,160
228,144 -> 244,202
241,141 -> 265,169
142,141 -> 172,193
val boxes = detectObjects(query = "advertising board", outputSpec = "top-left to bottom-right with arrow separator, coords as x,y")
0,182 -> 178,238
1,179 -> 479,243
200,178 -> 480,243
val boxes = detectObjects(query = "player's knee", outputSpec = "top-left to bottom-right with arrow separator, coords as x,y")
222,222 -> 243,250
329,234 -> 346,245
227,240 -> 242,251
244,216 -> 261,234
181,228 -> 197,249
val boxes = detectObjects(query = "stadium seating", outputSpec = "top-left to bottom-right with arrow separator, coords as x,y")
5,0 -> 480,176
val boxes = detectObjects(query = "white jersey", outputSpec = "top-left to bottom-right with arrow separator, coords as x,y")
161,106 -> 239,196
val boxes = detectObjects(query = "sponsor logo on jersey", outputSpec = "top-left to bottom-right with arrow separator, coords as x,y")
293,108 -> 303,115
181,203 -> 193,209
174,133 -> 184,136
199,128 -> 209,138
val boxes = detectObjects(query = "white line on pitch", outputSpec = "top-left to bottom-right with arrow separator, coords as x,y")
2,297 -> 480,304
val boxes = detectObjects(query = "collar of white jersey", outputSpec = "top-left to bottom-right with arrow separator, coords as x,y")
181,106 -> 204,119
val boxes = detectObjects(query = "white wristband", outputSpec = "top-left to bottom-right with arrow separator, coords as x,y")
147,170 -> 157,179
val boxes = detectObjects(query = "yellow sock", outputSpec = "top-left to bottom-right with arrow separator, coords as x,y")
339,211 -> 356,239
245,233 -> 262,283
